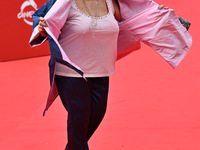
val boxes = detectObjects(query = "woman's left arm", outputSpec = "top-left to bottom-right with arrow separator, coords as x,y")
112,0 -> 122,22
112,0 -> 168,22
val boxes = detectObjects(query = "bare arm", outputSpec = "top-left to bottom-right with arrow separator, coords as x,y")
112,0 -> 122,22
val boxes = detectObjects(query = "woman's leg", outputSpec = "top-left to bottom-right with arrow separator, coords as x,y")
86,77 -> 109,140
55,75 -> 91,150
55,75 -> 109,150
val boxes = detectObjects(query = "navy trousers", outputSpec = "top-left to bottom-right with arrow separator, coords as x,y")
55,75 -> 109,150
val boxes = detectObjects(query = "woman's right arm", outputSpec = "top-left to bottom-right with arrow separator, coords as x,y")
32,0 -> 57,36
29,0 -> 57,46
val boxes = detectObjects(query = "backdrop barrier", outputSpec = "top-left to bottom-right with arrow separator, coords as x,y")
0,0 -> 50,61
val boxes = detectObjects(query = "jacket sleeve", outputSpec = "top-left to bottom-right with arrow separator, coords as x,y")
118,0 -> 192,68
29,0 -> 72,47
29,0 -> 57,46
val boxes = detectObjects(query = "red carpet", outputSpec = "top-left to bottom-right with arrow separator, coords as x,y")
0,0 -> 199,149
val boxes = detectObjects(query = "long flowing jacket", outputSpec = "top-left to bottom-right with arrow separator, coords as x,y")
29,0 -> 192,116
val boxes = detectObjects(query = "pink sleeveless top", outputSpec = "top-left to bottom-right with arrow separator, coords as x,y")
55,0 -> 119,77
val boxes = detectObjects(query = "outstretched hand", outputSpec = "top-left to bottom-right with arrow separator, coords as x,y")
158,4 -> 169,10
38,17 -> 48,37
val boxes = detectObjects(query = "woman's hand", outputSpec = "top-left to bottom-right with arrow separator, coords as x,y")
158,5 -> 169,10
38,17 -> 48,37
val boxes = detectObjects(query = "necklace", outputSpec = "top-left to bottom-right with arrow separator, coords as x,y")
83,0 -> 99,30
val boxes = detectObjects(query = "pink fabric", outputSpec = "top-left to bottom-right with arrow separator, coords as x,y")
29,0 -> 82,73
29,0 -> 192,113
117,0 -> 192,67
118,0 -> 153,20
55,0 -> 119,77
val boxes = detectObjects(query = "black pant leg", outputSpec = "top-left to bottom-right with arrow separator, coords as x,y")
86,77 -> 109,140
55,75 -> 109,150
55,75 -> 91,150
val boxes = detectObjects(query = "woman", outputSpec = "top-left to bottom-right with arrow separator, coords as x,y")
37,0 -> 122,149
39,0 -> 122,149
30,0 -> 191,149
